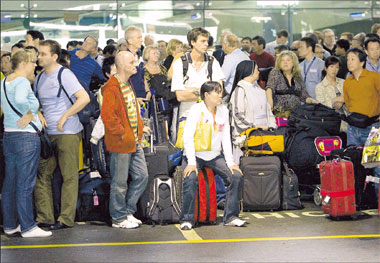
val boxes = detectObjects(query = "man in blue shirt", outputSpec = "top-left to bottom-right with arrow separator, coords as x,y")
124,26 -> 150,105
35,40 -> 90,230
365,38 -> 380,73
221,32 -> 250,97
299,37 -> 325,100
69,36 -> 104,89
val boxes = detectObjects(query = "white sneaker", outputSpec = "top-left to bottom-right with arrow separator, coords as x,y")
180,222 -> 192,230
112,219 -> 139,229
21,226 -> 52,238
4,225 -> 21,235
127,214 -> 142,225
224,218 -> 246,227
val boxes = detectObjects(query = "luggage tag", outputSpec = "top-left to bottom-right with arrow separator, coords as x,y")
322,195 -> 330,206
93,190 -> 99,206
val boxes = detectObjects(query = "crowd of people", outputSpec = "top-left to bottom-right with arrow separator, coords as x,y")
0,22 -> 379,237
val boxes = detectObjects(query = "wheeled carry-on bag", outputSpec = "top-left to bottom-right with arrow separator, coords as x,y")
240,156 -> 281,211
194,168 -> 217,224
319,159 -> 356,217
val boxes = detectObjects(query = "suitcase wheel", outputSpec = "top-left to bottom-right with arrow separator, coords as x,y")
313,185 -> 322,206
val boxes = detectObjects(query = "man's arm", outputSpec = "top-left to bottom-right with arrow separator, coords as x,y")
57,89 -> 90,132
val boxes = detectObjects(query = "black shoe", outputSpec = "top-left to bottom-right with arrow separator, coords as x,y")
49,222 -> 70,230
37,222 -> 53,228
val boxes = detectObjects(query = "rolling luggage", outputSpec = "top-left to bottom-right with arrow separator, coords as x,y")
194,168 -> 217,224
319,159 -> 356,217
240,156 -> 281,211
330,146 -> 378,210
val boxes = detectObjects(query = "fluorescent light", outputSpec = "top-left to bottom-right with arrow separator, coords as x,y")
257,1 -> 299,6
251,16 -> 272,23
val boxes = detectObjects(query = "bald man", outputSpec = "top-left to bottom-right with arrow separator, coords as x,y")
101,51 -> 150,229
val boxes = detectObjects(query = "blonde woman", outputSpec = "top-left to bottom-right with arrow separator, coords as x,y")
163,39 -> 183,70
0,50 -> 52,238
265,50 -> 313,116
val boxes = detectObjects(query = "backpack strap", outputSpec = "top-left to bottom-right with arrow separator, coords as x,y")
56,67 -> 74,105
204,53 -> 213,81
34,72 -> 44,99
181,52 -> 191,85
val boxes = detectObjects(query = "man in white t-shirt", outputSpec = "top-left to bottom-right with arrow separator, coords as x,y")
171,27 -> 225,120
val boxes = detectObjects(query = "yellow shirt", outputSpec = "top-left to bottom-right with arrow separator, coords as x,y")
343,69 -> 380,117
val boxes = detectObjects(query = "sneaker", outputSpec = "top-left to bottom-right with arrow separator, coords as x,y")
21,226 -> 52,238
112,220 -> 139,229
224,218 -> 246,227
127,214 -> 142,225
180,222 -> 192,230
4,225 -> 21,235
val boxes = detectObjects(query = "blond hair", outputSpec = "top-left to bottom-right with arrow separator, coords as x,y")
10,49 -> 33,70
167,39 -> 183,55
124,25 -> 142,43
142,45 -> 158,62
275,50 -> 302,79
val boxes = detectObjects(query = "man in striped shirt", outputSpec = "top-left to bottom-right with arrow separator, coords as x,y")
101,51 -> 150,229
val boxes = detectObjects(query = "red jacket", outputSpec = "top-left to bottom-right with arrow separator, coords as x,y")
101,75 -> 143,153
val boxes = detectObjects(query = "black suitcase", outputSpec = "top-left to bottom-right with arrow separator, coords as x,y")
240,156 -> 281,211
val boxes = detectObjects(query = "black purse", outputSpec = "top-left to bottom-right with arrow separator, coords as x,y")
3,78 -> 54,159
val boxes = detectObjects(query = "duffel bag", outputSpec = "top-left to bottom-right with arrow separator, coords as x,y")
287,103 -> 342,135
239,127 -> 286,155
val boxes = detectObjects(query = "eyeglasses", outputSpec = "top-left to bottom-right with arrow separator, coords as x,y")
290,48 -> 298,51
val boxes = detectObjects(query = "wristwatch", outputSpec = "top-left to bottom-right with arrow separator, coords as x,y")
194,90 -> 200,96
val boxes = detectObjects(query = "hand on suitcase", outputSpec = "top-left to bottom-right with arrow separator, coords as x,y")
184,165 -> 198,177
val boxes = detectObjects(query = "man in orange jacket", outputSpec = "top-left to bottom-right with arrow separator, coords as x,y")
101,51 -> 150,229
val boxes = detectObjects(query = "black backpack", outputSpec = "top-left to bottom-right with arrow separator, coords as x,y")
148,73 -> 178,107
181,51 -> 214,84
147,175 -> 182,225
35,67 -> 99,125
285,127 -> 329,172
287,103 -> 342,136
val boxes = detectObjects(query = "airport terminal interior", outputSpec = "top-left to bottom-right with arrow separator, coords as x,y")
1,1 -> 380,262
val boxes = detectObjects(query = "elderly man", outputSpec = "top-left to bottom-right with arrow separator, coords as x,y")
322,29 -> 336,55
222,32 -> 250,96
101,51 -> 150,229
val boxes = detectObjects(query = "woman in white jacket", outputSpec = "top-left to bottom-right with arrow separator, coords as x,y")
230,60 -> 276,164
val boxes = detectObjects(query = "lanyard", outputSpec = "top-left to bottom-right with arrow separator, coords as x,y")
303,56 -> 316,82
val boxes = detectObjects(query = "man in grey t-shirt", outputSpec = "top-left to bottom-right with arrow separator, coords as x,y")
34,40 -> 90,230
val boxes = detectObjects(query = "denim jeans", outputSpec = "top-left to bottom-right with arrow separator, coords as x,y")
181,155 -> 243,225
347,122 -> 380,195
109,144 -> 148,222
2,132 -> 40,233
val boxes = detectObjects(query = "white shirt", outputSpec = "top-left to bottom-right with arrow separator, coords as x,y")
183,101 -> 235,167
171,55 -> 225,118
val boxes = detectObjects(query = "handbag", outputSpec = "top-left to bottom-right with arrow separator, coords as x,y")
362,126 -> 380,168
3,78 -> 54,159
345,112 -> 379,129
175,112 -> 212,152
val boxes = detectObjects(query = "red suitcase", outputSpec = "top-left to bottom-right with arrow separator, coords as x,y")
319,159 -> 356,217
194,167 -> 217,224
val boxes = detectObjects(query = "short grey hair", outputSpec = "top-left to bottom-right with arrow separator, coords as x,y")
125,25 -> 142,43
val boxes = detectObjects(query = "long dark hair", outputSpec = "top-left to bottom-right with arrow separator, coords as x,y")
321,56 -> 341,80
230,60 -> 257,97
